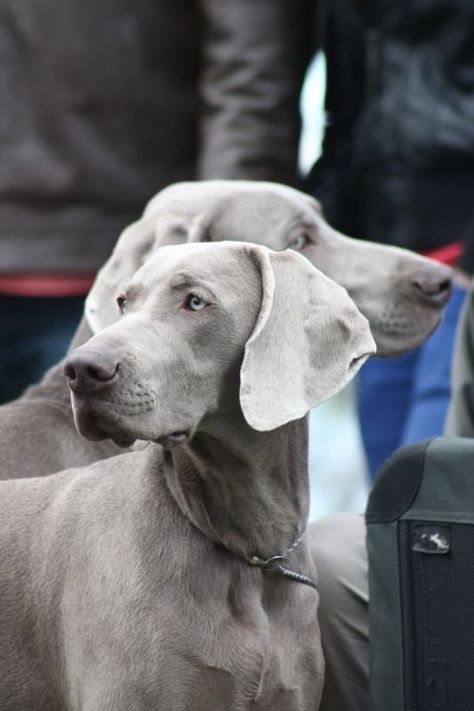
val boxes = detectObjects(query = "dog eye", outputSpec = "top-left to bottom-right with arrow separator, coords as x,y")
117,295 -> 128,314
185,294 -> 207,311
288,234 -> 309,251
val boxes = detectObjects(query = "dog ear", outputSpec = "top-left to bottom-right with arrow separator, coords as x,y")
239,248 -> 376,431
85,212 -> 209,333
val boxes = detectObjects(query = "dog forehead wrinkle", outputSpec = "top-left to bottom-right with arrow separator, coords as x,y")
130,242 -> 205,287
168,271 -> 200,291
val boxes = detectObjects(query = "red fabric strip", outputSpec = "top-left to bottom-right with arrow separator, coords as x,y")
421,242 -> 463,267
0,273 -> 95,297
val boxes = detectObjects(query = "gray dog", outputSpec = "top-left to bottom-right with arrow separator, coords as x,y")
0,242 -> 375,710
0,180 -> 451,479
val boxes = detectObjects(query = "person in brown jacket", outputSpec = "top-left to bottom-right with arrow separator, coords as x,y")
0,0 -> 315,402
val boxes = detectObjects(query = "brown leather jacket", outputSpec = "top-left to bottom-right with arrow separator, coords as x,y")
0,0 -> 314,272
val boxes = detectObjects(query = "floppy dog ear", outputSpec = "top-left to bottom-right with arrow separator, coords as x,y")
239,248 -> 376,431
85,212 -> 210,333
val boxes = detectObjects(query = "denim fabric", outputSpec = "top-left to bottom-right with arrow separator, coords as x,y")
358,285 -> 466,480
0,295 -> 84,404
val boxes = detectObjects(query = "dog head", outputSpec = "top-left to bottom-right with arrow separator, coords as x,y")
86,181 -> 452,356
66,242 -> 375,446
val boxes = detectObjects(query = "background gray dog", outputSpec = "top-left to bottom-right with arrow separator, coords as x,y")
0,180 -> 451,479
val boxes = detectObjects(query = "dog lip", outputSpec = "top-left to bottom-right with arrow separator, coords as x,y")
349,351 -> 374,371
74,405 -> 109,442
372,312 -> 442,342
350,353 -> 370,366
80,412 -> 136,447
169,431 -> 189,441
155,430 -> 191,449
107,431 -> 137,448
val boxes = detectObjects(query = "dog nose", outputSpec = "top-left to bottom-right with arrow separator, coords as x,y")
64,347 -> 120,394
411,263 -> 453,306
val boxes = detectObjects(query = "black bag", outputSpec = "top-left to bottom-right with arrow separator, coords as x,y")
366,437 -> 474,711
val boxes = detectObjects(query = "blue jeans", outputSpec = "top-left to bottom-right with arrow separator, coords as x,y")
357,285 -> 467,480
0,294 -> 84,404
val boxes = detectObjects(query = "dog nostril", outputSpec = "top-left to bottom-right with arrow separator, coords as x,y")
412,267 -> 453,302
86,362 -> 119,383
438,278 -> 452,296
64,363 -> 77,381
64,353 -> 119,391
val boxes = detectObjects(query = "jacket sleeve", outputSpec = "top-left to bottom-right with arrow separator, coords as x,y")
305,0 -> 367,233
197,0 -> 315,185
444,285 -> 474,437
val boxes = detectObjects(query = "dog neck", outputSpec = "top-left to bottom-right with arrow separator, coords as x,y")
161,416 -> 310,563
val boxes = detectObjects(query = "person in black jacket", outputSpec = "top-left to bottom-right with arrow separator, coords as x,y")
308,0 -> 474,479
309,5 -> 474,708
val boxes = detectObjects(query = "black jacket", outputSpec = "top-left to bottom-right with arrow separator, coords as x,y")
0,0 -> 312,272
309,0 -> 474,265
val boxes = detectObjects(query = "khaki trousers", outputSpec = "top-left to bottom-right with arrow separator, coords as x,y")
309,513 -> 369,711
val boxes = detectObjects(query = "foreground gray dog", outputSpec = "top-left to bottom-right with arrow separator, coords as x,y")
0,181 -> 451,479
0,243 -> 375,710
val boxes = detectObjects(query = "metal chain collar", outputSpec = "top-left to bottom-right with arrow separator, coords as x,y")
247,530 -> 317,590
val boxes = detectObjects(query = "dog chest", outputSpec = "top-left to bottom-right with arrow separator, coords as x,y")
59,542 -> 322,711
120,560 -> 322,710
107,598 -> 321,710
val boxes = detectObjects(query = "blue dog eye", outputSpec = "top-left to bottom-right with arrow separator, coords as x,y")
186,294 -> 206,311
